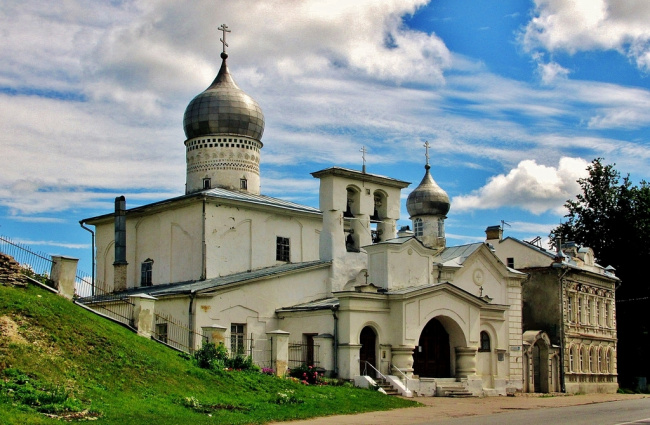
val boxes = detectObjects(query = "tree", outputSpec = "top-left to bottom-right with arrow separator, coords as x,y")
551,158 -> 650,389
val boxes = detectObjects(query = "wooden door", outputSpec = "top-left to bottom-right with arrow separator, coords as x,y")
413,319 -> 451,377
359,327 -> 377,377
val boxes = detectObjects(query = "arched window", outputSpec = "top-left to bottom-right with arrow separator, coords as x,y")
568,345 -> 575,372
608,347 -> 615,373
437,218 -> 444,238
597,347 -> 602,373
589,347 -> 594,372
579,346 -> 584,372
479,331 -> 490,352
141,258 -> 153,287
414,218 -> 423,237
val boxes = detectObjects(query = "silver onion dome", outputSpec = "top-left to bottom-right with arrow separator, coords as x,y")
406,165 -> 450,217
183,52 -> 265,140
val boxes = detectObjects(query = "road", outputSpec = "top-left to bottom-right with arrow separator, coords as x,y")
421,398 -> 650,425
275,394 -> 650,425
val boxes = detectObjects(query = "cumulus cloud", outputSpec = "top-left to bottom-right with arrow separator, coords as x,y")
522,0 -> 650,72
452,157 -> 590,214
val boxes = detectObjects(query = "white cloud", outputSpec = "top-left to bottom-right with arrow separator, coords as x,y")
452,157 -> 589,214
522,0 -> 650,72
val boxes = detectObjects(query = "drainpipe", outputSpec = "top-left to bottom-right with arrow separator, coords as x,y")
332,306 -> 339,377
558,266 -> 570,393
79,220 -> 95,296
189,291 -> 197,353
201,198 -> 207,280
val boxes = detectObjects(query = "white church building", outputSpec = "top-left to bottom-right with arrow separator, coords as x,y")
82,31 -> 528,396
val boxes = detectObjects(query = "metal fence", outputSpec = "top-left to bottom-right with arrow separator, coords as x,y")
76,284 -> 135,328
0,235 -> 53,278
288,341 -> 320,369
152,312 -> 205,354
250,336 -> 272,369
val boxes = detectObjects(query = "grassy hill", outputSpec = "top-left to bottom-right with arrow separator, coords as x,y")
0,282 -> 415,424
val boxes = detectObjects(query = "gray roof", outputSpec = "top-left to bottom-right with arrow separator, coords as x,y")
276,297 -> 340,313
311,167 -> 410,188
83,187 -> 320,223
435,243 -> 484,265
79,260 -> 330,301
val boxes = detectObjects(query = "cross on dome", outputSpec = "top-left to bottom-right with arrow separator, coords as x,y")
424,141 -> 430,166
218,23 -> 231,54
360,146 -> 367,173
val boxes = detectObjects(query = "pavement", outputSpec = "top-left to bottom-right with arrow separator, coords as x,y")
272,393 -> 649,425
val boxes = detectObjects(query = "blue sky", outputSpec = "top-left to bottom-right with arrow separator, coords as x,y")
1,0 -> 649,276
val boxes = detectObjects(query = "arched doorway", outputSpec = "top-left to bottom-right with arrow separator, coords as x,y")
359,326 -> 377,377
413,318 -> 451,377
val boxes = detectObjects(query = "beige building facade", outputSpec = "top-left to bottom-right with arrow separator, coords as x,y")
486,226 -> 619,393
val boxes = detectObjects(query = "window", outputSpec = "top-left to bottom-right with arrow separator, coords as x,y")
141,259 -> 153,286
586,298 -> 591,325
569,346 -> 575,372
578,297 -> 583,324
155,323 -> 168,343
579,347 -> 584,372
240,178 -> 247,190
604,302 -> 609,327
231,324 -> 246,355
479,331 -> 491,352
596,300 -> 600,326
203,178 -> 211,190
567,294 -> 574,322
437,218 -> 444,238
589,347 -> 594,372
597,348 -> 602,373
507,257 -> 514,268
414,218 -> 423,237
276,237 -> 290,262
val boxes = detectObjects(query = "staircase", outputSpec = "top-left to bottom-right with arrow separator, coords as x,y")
435,378 -> 475,397
375,378 -> 400,396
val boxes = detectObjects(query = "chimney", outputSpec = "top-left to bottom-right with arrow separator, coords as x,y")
485,225 -> 502,242
113,196 -> 128,292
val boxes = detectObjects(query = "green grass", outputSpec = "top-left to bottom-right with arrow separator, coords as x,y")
0,283 -> 416,424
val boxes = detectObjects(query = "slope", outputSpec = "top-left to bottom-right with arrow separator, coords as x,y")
0,282 -> 415,424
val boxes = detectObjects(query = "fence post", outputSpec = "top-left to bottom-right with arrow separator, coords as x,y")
50,256 -> 78,300
266,330 -> 290,377
314,333 -> 333,376
129,294 -> 157,338
202,325 -> 227,347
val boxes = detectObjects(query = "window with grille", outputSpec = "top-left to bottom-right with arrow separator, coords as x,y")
230,324 -> 246,355
276,237 -> 290,262
141,259 -> 153,286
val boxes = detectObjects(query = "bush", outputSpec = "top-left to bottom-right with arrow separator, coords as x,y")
193,342 -> 228,370
288,364 -> 322,385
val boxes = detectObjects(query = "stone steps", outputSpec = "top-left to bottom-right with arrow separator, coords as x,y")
375,378 -> 400,396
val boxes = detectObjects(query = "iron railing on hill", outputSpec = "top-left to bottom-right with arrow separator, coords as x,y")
0,235 -> 53,278
76,283 -> 136,329
288,341 -> 320,369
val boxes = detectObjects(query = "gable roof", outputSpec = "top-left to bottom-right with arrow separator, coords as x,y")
82,187 -> 321,223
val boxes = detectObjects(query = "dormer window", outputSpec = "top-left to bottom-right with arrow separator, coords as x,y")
203,178 -> 211,190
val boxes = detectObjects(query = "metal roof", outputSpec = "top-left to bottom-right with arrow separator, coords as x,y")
79,260 -> 331,301
82,187 -> 321,223
276,297 -> 340,313
435,243 -> 484,265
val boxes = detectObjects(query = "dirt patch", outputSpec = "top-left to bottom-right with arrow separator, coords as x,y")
0,315 -> 28,345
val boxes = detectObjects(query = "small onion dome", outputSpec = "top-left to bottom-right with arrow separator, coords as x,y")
406,165 -> 450,217
183,52 -> 265,140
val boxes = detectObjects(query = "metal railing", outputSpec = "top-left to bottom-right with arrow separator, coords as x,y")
361,360 -> 388,381
152,312 -> 205,354
390,363 -> 410,391
288,341 -> 320,368
0,235 -> 53,279
76,284 -> 135,328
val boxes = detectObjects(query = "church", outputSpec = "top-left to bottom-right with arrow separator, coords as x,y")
82,26 -> 528,396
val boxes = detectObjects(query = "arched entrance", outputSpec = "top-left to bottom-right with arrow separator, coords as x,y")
413,318 -> 451,377
359,326 -> 377,377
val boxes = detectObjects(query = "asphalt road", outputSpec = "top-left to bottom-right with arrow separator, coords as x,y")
412,398 -> 650,425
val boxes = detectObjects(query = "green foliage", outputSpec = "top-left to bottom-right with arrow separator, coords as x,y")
193,342 -> 228,370
288,364 -> 322,385
0,283 -> 417,424
0,368 -> 84,415
552,158 -> 650,387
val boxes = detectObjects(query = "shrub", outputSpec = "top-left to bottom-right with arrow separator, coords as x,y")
288,364 -> 322,385
193,342 -> 228,370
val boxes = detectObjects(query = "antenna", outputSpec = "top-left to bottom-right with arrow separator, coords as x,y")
501,220 -> 511,231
